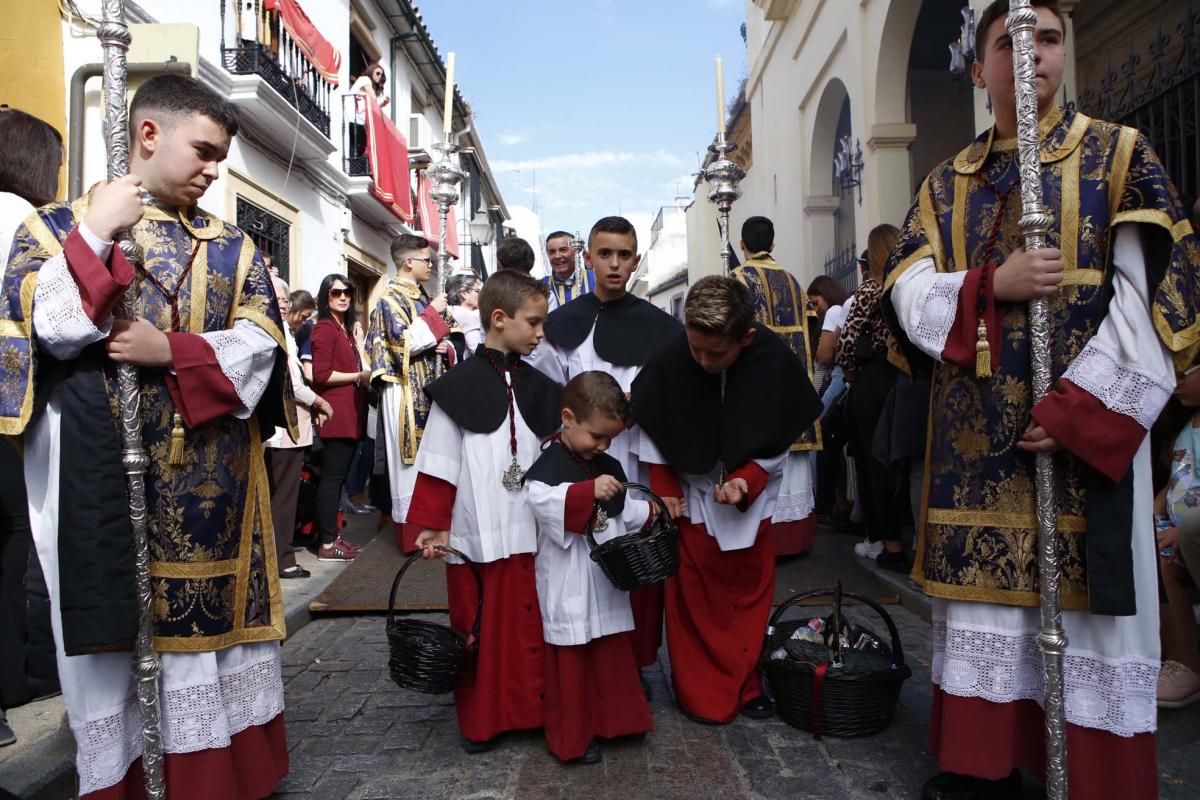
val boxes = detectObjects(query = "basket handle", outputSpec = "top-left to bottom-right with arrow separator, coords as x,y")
387,544 -> 484,645
584,481 -> 675,549
761,580 -> 906,670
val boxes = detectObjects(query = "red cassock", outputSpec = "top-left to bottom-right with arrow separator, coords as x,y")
769,516 -> 816,558
543,633 -> 654,761
409,473 -> 545,744
84,716 -> 288,800
652,464 -> 774,724
628,583 -> 665,668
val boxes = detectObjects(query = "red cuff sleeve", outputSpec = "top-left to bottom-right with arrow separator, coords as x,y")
564,480 -> 596,535
164,332 -> 242,427
649,463 -> 684,499
421,305 -> 451,341
1031,379 -> 1145,483
942,267 -> 1003,371
62,228 -> 134,325
406,472 -> 457,530
728,461 -> 770,512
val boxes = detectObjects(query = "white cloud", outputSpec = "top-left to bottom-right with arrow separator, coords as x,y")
496,132 -> 527,146
492,149 -> 688,172
706,0 -> 740,8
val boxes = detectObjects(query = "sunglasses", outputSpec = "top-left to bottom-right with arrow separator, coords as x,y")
328,287 -> 354,299
408,256 -> 434,265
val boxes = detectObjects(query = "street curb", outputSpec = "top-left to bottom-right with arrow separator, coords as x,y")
848,546 -> 933,622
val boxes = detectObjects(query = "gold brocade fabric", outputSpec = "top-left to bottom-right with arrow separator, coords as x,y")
883,108 -> 1200,609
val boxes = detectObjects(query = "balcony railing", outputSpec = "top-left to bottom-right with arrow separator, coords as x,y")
341,94 -> 371,178
219,0 -> 332,137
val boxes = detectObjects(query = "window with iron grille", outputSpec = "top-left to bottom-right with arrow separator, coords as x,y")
236,197 -> 292,285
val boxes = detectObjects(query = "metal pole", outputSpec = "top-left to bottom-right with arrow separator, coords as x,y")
703,134 -> 744,275
571,231 -> 585,296
425,140 -> 466,375
1007,3 -> 1068,798
99,3 -> 165,798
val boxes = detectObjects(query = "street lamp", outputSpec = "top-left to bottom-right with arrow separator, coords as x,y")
948,5 -> 977,77
834,134 -> 864,206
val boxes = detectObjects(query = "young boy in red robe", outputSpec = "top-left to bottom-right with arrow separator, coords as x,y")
632,276 -> 821,724
407,270 -> 561,752
525,371 -> 656,764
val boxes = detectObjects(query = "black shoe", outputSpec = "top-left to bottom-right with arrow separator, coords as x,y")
681,708 -> 723,725
0,715 -> 14,747
461,736 -> 495,754
576,739 -> 602,765
740,696 -> 775,720
279,566 -> 311,579
876,549 -> 910,574
921,770 -> 1022,800
640,674 -> 653,701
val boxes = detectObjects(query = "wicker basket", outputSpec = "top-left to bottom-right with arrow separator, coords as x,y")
762,580 -> 911,738
586,482 -> 679,591
385,545 -> 481,695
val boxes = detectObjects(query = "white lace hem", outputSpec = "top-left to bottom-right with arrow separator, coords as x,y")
912,271 -> 964,358
75,650 -> 285,795
1062,338 -> 1172,430
32,252 -> 113,361
772,491 -> 815,523
201,320 -> 278,419
932,619 -> 1158,737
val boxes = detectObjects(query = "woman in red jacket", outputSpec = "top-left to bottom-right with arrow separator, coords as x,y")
310,274 -> 370,561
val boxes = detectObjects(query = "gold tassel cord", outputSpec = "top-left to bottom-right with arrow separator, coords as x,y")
167,412 -> 186,466
975,320 -> 992,378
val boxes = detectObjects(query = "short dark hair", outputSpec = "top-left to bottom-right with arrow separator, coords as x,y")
289,289 -> 315,313
684,276 -> 755,340
588,216 -> 637,252
545,230 -> 573,246
316,273 -> 357,331
478,269 -> 547,332
563,371 -> 632,425
0,106 -> 62,207
806,275 -> 850,309
975,0 -> 1065,62
445,272 -> 482,305
390,233 -> 430,264
740,216 -> 774,254
129,74 -> 239,139
496,236 -> 535,272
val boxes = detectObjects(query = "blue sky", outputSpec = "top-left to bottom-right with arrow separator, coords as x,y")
416,0 -> 747,257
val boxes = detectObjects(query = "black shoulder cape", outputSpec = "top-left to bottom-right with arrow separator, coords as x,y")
631,324 -> 821,475
542,292 -> 682,366
523,439 -> 626,517
424,346 -> 562,437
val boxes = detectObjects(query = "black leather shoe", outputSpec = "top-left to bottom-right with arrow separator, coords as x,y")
921,770 -> 1023,800
461,736 -> 496,754
681,708 -> 723,725
876,549 -> 910,573
740,696 -> 775,720
0,714 -> 15,747
279,566 -> 311,579
577,739 -> 602,765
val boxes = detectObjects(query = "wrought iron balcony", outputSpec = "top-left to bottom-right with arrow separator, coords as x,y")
219,0 -> 332,137
341,94 -> 372,178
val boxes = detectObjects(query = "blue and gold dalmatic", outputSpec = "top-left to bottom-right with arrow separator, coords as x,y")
366,278 -> 452,464
884,107 -> 1200,610
734,254 -> 822,452
0,194 -> 295,652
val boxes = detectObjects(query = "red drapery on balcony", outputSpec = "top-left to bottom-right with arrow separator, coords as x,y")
361,93 -> 414,223
418,172 -> 459,259
264,0 -> 341,85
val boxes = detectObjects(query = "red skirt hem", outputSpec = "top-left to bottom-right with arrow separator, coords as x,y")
395,522 -> 422,554
83,713 -> 289,800
930,687 -> 1158,800
629,582 -> 665,668
769,516 -> 815,557
447,554 -> 545,742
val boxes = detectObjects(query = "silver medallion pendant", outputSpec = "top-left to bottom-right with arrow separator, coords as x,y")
501,458 -> 525,491
592,506 -> 610,533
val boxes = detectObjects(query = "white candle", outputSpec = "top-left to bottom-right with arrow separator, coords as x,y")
715,55 -> 725,137
443,52 -> 455,136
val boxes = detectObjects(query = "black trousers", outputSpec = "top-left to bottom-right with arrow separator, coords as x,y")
264,448 -> 303,569
848,360 -> 902,544
316,437 -> 358,546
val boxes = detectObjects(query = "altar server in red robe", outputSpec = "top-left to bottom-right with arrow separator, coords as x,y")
407,270 -> 561,752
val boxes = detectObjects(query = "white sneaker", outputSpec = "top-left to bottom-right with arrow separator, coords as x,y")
854,538 -> 884,559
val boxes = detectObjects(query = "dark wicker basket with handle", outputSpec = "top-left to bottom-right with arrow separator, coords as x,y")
586,482 -> 679,591
762,580 -> 911,738
385,545 -> 481,695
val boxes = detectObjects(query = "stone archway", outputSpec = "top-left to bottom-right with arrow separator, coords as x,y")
805,77 -> 853,279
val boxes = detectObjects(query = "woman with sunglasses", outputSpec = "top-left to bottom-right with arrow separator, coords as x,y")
310,275 -> 371,561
